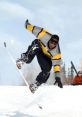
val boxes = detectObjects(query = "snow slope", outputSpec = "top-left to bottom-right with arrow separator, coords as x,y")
0,85 -> 82,117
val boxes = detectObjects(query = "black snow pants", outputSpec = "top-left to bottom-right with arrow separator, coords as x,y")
36,50 -> 52,84
25,39 -> 52,84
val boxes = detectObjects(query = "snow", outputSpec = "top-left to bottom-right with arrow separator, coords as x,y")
0,85 -> 82,117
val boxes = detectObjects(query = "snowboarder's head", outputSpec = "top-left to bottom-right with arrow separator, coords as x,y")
48,34 -> 59,49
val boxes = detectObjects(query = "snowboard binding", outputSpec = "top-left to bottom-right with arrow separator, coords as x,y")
16,58 -> 24,69
29,81 -> 41,93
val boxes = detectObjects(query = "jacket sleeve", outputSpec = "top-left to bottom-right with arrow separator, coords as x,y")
51,44 -> 62,78
25,20 -> 51,39
52,54 -> 61,78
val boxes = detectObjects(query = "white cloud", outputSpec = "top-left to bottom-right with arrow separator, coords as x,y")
0,33 -> 24,56
0,0 -> 82,84
0,1 -> 34,19
61,38 -> 82,67
66,39 -> 82,51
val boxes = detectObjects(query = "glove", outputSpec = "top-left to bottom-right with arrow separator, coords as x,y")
25,19 -> 28,24
25,19 -> 30,28
54,77 -> 63,88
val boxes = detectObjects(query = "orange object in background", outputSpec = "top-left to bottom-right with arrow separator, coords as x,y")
72,75 -> 82,85
71,61 -> 82,85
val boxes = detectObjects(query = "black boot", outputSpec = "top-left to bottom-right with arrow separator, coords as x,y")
29,81 -> 41,93
19,39 -> 41,64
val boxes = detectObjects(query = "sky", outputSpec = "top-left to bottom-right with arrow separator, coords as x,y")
0,0 -> 82,85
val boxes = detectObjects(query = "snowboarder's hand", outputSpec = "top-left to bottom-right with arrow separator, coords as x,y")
25,19 -> 29,23
25,19 -> 30,28
54,77 -> 63,88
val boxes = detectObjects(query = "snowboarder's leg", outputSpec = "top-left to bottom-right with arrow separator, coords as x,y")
29,51 -> 52,93
29,71 -> 50,93
25,39 -> 41,63
16,39 -> 41,68
36,51 -> 52,84
36,71 -> 50,84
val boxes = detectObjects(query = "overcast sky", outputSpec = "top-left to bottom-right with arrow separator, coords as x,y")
0,0 -> 82,85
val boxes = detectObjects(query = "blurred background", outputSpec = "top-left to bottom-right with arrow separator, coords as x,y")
0,0 -> 82,85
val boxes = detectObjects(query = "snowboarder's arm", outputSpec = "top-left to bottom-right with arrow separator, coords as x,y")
52,53 -> 61,78
52,53 -> 63,88
25,19 -> 51,39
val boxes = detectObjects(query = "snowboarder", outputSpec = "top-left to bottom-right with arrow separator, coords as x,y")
16,19 -> 63,93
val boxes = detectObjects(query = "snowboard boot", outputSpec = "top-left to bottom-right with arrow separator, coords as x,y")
29,81 -> 41,93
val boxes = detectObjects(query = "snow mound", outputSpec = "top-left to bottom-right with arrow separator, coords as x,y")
0,86 -> 82,117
